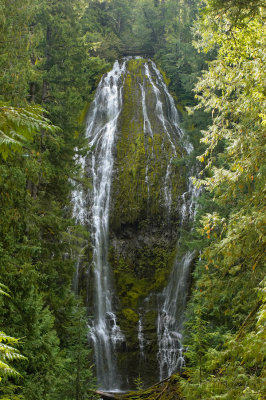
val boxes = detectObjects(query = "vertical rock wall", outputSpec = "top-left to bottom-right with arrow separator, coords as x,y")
73,58 -> 192,390
108,59 -> 187,387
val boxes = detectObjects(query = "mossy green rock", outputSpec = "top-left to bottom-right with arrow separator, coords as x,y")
105,59 -> 187,387
111,59 -> 185,229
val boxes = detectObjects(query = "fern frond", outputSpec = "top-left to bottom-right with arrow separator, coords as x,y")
0,345 -> 25,362
0,284 -> 10,298
0,332 -> 26,380
0,361 -> 20,378
0,103 -> 60,159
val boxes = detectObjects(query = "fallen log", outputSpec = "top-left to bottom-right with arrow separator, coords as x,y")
90,374 -> 184,400
95,390 -> 120,399
154,383 -> 168,400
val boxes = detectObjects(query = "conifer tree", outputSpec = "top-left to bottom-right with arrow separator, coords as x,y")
0,285 -> 25,400
181,1 -> 265,398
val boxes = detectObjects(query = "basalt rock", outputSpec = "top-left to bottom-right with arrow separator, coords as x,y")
72,58 -> 195,391
107,59 -> 187,388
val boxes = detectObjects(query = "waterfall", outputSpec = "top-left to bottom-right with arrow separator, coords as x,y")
85,60 -> 126,391
143,62 -> 178,215
150,61 -> 193,154
71,152 -> 88,294
138,317 -> 145,360
156,79 -> 200,378
140,62 -> 200,379
140,81 -> 153,198
71,57 -> 199,389
157,193 -> 199,379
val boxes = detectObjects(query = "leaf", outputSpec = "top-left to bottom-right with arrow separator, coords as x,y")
0,104 -> 59,159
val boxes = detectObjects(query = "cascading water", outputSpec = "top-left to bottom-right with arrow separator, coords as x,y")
140,81 -> 153,199
86,60 -> 126,391
71,154 -> 88,295
157,192 -> 199,379
72,57 -> 200,390
143,63 -> 177,214
138,317 -> 145,360
155,71 -> 200,378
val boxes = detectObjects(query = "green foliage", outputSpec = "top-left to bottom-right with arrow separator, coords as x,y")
0,333 -> 24,380
0,0 -> 35,104
0,287 -> 26,400
0,286 -> 9,299
180,2 -> 266,399
44,303 -> 96,400
134,375 -> 144,391
206,0 -> 263,24
1,0 -> 264,398
0,0 -> 104,398
193,8 -> 265,278
0,104 -> 58,160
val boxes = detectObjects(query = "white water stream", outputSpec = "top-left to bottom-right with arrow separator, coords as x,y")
85,60 -> 126,390
155,76 -> 200,378
72,58 -> 199,389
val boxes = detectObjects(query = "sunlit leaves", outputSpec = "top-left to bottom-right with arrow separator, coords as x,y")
0,104 -> 59,160
0,285 -> 10,299
182,2 -> 265,399
0,286 -> 26,396
0,334 -> 25,379
193,8 -> 265,271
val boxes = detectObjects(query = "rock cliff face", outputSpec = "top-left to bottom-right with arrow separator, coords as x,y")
108,59 -> 187,387
73,58 -> 193,390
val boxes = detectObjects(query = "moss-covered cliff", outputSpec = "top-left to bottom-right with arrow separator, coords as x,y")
111,58 -> 185,229
104,58 -> 188,387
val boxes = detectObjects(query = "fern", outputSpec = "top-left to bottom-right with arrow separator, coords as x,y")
0,286 -> 26,398
0,103 -> 59,160
0,285 -> 10,298
0,333 -> 26,380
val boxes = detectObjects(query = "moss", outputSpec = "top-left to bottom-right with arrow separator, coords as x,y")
115,272 -> 148,309
143,309 -> 158,331
79,101 -> 91,124
115,374 -> 183,399
111,58 -> 186,229
122,308 -> 139,324
106,59 -> 190,382
111,246 -> 176,311
111,62 -> 147,227
176,102 -> 185,116
156,64 -> 171,87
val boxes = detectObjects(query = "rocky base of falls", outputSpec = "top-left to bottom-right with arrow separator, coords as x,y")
93,375 -> 184,400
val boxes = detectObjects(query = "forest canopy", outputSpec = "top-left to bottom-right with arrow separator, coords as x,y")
0,0 -> 265,399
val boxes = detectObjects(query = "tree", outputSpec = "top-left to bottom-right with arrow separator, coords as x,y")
50,303 -> 96,400
0,103 -> 58,160
0,285 -> 25,400
0,0 -> 36,105
181,1 -> 265,398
